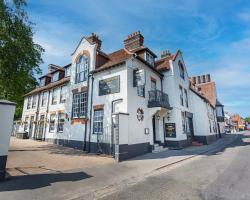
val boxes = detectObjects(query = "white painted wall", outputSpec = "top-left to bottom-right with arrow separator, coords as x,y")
0,102 -> 16,156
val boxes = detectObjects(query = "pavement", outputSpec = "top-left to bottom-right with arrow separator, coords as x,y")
0,133 -> 241,200
99,131 -> 250,200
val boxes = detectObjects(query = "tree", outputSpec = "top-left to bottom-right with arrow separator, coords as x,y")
245,117 -> 250,124
0,0 -> 44,119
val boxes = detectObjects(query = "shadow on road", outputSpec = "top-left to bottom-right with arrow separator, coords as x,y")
0,171 -> 92,192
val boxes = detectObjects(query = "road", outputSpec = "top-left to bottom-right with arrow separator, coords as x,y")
99,131 -> 250,200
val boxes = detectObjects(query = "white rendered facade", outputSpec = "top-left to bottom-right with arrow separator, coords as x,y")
20,32 -> 219,161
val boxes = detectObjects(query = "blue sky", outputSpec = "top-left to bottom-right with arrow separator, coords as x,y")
26,0 -> 250,117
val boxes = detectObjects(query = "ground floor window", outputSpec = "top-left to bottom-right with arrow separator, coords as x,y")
24,116 -> 29,131
57,113 -> 65,132
93,109 -> 104,134
49,114 -> 56,132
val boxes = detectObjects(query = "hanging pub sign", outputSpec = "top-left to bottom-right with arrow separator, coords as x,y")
165,123 -> 176,138
99,75 -> 120,96
133,69 -> 146,87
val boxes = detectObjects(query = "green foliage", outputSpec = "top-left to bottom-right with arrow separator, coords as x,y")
0,0 -> 44,119
245,117 -> 250,123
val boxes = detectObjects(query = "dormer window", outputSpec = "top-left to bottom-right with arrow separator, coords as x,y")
52,72 -> 59,82
76,55 -> 89,83
145,51 -> 154,66
65,66 -> 71,77
178,61 -> 185,80
40,78 -> 45,87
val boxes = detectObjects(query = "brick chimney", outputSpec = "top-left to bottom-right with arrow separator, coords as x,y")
87,33 -> 102,50
161,50 -> 171,58
124,31 -> 144,51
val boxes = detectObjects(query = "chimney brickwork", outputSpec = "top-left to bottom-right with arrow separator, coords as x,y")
124,31 -> 144,51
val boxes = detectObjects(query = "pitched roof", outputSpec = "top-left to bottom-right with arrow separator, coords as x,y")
24,77 -> 70,97
93,49 -> 133,72
216,99 -> 224,106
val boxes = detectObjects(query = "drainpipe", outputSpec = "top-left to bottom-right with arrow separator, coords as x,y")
83,72 -> 90,151
43,90 -> 51,141
87,73 -> 94,153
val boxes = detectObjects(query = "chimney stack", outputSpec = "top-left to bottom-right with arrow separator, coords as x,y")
161,50 -> 171,58
87,33 -> 102,50
124,31 -> 144,51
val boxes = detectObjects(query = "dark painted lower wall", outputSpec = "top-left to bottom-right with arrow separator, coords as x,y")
0,155 -> 7,181
165,138 -> 192,149
46,138 -> 85,150
118,142 -> 152,161
194,134 -> 217,145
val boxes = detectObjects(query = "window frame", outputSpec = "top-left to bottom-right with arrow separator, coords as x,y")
137,85 -> 145,97
72,92 -> 87,119
49,114 -> 56,132
41,92 -> 47,107
93,109 -> 104,135
184,89 -> 188,108
51,88 -> 58,105
60,85 -> 67,103
75,55 -> 89,83
52,72 -> 59,82
27,96 -> 32,109
57,113 -> 65,133
178,61 -> 185,80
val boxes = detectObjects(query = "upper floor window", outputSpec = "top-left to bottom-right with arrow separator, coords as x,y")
27,96 -> 32,109
184,89 -> 188,108
65,66 -> 71,77
151,80 -> 156,90
60,85 -> 67,103
145,51 -> 154,66
52,72 -> 59,82
76,55 -> 89,83
51,88 -> 58,105
41,92 -> 47,107
32,95 -> 37,108
40,78 -> 45,87
178,61 -> 185,80
72,92 -> 87,118
179,85 -> 184,106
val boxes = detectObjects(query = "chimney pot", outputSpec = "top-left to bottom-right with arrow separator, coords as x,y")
161,49 -> 171,58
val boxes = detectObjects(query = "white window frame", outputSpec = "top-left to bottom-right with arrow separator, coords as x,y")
72,92 -> 87,118
60,86 -> 67,103
57,113 -> 65,132
52,72 -> 59,82
75,56 -> 88,83
93,109 -> 104,134
51,88 -> 58,105
49,114 -> 56,132
41,92 -> 47,107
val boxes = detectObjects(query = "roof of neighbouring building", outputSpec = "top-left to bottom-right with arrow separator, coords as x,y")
216,99 -> 224,106
24,77 -> 70,97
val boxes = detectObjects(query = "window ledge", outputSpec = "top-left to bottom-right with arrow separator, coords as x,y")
71,118 -> 88,125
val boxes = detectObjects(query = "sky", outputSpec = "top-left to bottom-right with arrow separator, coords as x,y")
26,0 -> 250,117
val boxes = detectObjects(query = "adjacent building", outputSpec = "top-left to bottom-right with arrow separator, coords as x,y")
20,32 -> 220,161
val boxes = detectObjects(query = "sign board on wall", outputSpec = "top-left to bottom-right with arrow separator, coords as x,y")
165,123 -> 176,138
99,75 -> 120,96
